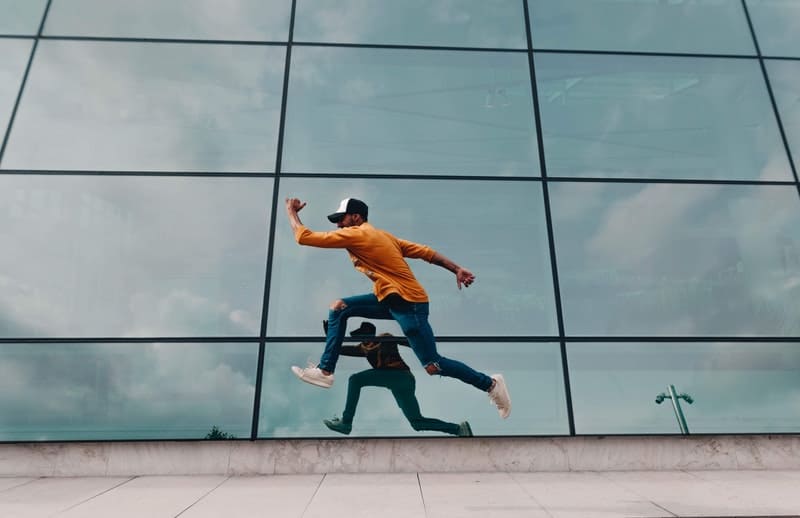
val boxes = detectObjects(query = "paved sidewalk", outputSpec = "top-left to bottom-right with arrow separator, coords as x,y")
0,470 -> 798,517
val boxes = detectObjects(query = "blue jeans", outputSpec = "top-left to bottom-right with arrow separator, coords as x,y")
319,293 -> 493,392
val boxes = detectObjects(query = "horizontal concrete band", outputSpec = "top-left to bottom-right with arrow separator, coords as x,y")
2,435 -> 799,477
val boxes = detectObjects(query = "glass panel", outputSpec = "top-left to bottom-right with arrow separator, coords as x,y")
536,53 -> 793,181
569,342 -> 800,434
1,41 -> 285,172
267,177 -> 557,337
0,39 -> 31,141
44,0 -> 291,41
259,341 -> 566,437
528,0 -> 754,55
294,0 -> 526,48
746,0 -> 800,57
0,342 -> 258,441
0,175 -> 271,338
550,182 -> 800,337
282,46 -> 539,176
0,0 -> 47,35
766,60 -> 800,171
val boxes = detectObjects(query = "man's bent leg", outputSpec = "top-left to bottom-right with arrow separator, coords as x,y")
318,293 -> 391,373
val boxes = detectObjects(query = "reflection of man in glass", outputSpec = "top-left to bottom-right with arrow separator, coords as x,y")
285,197 -> 511,419
323,320 -> 473,436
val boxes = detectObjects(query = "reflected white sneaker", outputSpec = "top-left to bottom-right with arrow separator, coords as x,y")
291,365 -> 334,388
488,374 -> 511,418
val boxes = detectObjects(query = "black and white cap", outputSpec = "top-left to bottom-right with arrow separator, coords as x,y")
327,198 -> 368,223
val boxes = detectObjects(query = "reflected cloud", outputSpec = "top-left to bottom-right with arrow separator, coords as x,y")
44,0 -> 290,40
3,40 -> 285,172
293,0 -> 526,48
0,342 -> 258,441
0,175 -> 271,338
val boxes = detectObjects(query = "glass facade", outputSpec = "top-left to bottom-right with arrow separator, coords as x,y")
1,0 -> 799,441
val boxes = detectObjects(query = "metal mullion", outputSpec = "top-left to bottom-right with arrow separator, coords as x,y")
0,337 -> 258,344
532,48 -> 759,61
739,0 -> 800,195
523,0 -> 575,436
0,0 -> 53,165
545,176 -> 797,187
0,169 -> 276,177
40,35 -> 287,47
291,40 -> 527,54
251,0 -> 297,442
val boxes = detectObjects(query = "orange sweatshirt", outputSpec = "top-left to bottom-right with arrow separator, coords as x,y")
294,222 -> 435,303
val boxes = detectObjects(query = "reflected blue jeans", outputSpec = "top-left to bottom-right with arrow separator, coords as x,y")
319,293 -> 493,392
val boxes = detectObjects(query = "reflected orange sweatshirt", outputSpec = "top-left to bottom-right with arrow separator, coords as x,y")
294,222 -> 435,303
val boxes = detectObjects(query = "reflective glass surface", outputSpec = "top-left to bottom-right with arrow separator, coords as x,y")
282,47 -> 539,176
766,60 -> 800,171
746,0 -> 800,57
1,41 -> 285,172
294,0 -> 526,48
0,39 -> 31,140
536,53 -> 793,180
44,0 -> 291,41
267,178 -> 557,337
569,342 -> 800,434
0,175 -> 271,338
0,342 -> 258,441
259,341 -> 566,437
528,0 -> 754,55
0,0 -> 47,35
550,182 -> 800,336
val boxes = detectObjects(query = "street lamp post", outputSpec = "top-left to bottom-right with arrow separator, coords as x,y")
655,384 -> 694,434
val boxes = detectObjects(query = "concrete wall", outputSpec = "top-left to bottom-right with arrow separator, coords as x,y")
2,436 -> 799,476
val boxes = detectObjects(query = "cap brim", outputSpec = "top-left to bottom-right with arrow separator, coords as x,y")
327,212 -> 345,223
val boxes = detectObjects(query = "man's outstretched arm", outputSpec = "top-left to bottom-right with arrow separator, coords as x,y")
285,197 -> 307,232
430,251 -> 475,290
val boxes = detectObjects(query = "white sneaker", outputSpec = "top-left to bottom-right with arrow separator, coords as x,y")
291,365 -> 334,388
488,374 -> 511,418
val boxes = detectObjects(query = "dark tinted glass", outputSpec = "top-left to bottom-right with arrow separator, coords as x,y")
529,0 -> 754,54
2,41 -> 285,172
550,182 -> 800,336
536,53 -> 792,180
0,342 -> 258,441
282,46 -> 539,176
267,177 -> 558,337
0,175 -> 271,338
294,0 -> 526,48
259,341 -> 567,437
44,0 -> 291,40
569,342 -> 800,434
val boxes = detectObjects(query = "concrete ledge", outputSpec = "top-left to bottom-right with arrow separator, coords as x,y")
1,435 -> 799,476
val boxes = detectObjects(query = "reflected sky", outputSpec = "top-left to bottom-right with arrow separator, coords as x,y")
0,175 -> 272,338
282,46 -> 539,176
0,0 -> 47,34
746,0 -> 800,57
0,342 -> 257,441
1,40 -> 285,172
569,342 -> 800,434
260,341 -> 566,437
43,0 -> 291,41
551,182 -> 800,336
267,177 -> 558,337
529,0 -> 754,54
294,0 -> 526,48
0,39 -> 31,141
766,59 -> 800,172
536,53 -> 793,180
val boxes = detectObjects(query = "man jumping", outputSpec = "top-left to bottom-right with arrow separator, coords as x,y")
285,197 -> 511,418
